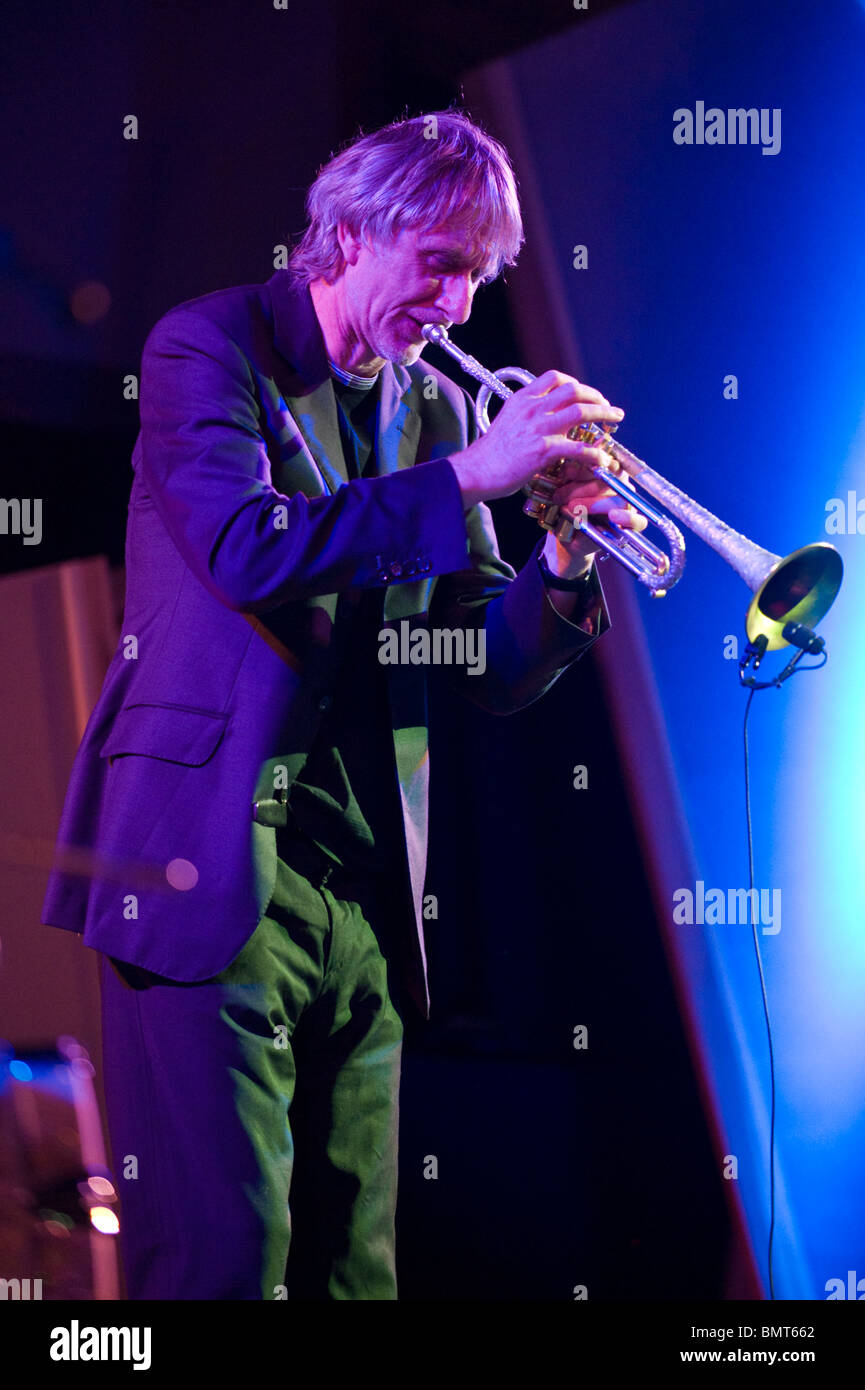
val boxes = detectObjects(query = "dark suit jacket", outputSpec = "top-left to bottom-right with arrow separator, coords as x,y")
40,269 -> 610,1016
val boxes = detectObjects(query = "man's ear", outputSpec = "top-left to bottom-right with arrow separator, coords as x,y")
336,223 -> 364,266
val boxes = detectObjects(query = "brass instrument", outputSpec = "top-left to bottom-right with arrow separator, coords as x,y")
421,324 -> 842,650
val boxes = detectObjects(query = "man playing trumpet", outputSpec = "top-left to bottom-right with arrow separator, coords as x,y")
41,108 -> 645,1300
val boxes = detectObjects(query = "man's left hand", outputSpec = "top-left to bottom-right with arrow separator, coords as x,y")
541,452 -> 648,579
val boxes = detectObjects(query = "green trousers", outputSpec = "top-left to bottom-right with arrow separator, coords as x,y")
100,837 -> 405,1300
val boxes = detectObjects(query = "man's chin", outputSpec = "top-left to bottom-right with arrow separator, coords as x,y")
386,341 -> 425,368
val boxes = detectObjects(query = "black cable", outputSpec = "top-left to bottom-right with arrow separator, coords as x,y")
736,632 -> 829,1298
742,685 -> 777,1300
740,649 -> 827,692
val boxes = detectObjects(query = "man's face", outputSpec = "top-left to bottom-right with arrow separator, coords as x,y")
339,222 -> 490,369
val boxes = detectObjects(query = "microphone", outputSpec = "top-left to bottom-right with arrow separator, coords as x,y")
741,633 -> 769,671
782,621 -> 826,654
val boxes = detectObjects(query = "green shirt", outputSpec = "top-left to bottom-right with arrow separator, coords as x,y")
283,368 -> 405,877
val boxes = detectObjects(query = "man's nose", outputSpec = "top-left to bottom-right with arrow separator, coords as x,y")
434,274 -> 475,326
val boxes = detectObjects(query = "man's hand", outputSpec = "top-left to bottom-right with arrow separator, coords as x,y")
542,457 -> 649,577
448,370 -> 628,509
538,455 -> 648,624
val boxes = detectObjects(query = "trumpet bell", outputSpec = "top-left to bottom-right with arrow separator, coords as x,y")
746,542 -> 843,651
420,322 -> 844,649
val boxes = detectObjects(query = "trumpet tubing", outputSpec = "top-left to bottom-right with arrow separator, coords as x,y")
422,324 -> 685,595
421,323 -> 842,646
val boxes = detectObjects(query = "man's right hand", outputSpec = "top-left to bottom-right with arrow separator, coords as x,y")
448,370 -> 626,509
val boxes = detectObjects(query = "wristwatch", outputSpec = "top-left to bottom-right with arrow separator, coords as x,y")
536,549 -> 595,592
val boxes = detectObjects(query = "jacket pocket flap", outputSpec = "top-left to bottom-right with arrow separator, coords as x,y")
99,703 -> 228,767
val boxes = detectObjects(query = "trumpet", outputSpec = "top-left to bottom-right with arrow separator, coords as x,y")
421,324 -> 842,650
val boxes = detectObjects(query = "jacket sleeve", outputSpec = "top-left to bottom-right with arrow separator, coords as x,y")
136,307 -> 471,613
428,499 -> 611,714
427,387 -> 611,715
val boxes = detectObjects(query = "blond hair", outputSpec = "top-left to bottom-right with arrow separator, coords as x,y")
289,110 -> 523,284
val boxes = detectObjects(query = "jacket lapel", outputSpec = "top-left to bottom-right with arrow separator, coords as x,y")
269,270 -> 344,497
268,269 -> 433,629
376,364 -> 421,477
267,272 -> 436,1006
269,268 -> 422,488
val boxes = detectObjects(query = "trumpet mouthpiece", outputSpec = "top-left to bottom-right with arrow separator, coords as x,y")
421,323 -> 448,345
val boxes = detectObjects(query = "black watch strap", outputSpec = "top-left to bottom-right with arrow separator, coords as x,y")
537,549 -> 595,591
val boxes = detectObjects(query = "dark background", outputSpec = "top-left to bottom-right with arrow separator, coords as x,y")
1,0 -> 735,1298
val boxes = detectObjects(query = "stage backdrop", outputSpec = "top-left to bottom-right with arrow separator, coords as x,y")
467,0 -> 865,1300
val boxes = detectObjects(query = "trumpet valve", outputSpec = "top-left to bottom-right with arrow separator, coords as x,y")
524,470 -> 560,503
